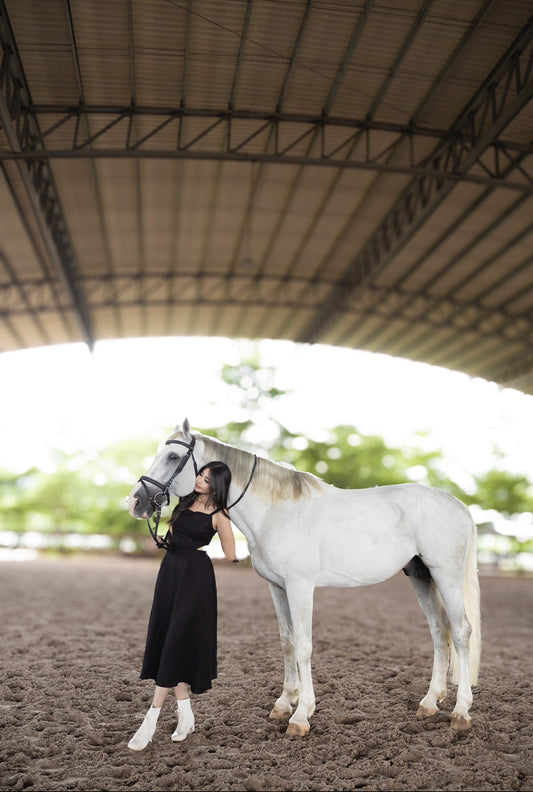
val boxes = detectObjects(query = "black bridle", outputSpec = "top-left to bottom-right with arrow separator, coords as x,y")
137,436 -> 257,550
138,437 -> 198,548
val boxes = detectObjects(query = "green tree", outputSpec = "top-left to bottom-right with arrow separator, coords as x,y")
468,468 -> 533,516
1,468 -> 42,532
0,435 -> 160,539
3,346 -> 533,558
273,424 -> 462,492
213,348 -> 286,450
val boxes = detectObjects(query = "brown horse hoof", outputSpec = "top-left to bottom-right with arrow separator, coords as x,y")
451,713 -> 471,731
269,706 -> 292,721
417,704 -> 439,720
286,721 -> 309,737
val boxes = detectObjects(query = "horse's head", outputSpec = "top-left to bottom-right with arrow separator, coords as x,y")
128,418 -> 199,519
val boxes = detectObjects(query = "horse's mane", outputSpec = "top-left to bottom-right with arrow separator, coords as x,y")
196,432 -> 322,502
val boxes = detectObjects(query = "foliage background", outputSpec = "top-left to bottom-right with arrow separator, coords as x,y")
2,347 -> 532,569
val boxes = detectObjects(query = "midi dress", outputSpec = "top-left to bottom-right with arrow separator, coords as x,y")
139,508 -> 218,693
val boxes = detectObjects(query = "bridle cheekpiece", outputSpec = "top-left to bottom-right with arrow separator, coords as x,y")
138,437 -> 198,549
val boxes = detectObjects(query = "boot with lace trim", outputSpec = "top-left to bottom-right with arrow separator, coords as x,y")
171,697 -> 195,742
128,705 -> 161,751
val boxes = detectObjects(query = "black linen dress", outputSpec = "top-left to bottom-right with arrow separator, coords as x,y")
140,509 -> 218,693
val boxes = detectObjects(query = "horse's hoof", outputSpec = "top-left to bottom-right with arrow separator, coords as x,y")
285,721 -> 309,737
417,704 -> 439,720
451,713 -> 471,731
269,706 -> 292,721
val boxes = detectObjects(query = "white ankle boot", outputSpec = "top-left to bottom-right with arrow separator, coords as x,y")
128,705 -> 161,751
171,697 -> 195,742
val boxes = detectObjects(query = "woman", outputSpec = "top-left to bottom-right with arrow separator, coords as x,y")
128,460 -> 237,751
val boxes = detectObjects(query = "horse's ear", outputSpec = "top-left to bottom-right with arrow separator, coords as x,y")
182,418 -> 192,441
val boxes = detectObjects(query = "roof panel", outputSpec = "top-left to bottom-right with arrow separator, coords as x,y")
1,0 -> 533,393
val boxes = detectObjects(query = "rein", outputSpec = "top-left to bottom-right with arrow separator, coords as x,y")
227,453 -> 257,510
137,436 -> 257,550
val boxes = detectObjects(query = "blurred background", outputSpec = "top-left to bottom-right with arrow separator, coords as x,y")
1,335 -> 532,575
2,3 -> 533,580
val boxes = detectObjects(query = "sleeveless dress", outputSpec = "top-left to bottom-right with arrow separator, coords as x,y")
139,509 -> 218,693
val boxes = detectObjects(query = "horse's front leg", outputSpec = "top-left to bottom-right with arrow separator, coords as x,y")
284,578 -> 315,736
268,581 -> 299,721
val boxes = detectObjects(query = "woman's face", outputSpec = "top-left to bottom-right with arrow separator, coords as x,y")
194,469 -> 212,496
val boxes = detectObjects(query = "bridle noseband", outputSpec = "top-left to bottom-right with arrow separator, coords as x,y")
137,435 -> 257,550
138,437 -> 198,549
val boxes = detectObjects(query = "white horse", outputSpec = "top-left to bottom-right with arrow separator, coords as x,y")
128,419 -> 481,736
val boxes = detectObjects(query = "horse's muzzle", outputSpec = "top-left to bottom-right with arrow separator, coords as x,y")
128,487 -> 154,519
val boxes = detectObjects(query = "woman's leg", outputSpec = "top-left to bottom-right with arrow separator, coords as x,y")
175,682 -> 189,701
153,685 -> 172,708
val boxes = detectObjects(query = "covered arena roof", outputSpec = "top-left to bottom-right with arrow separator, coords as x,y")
1,1 -> 533,392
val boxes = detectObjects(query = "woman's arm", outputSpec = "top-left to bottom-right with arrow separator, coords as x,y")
213,511 -> 238,562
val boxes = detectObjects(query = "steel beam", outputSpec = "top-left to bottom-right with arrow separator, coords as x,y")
298,15 -> 533,345
3,270 -> 533,339
0,1 -> 94,349
8,104 -> 530,189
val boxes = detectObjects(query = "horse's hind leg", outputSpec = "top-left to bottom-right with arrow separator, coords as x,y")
268,581 -> 299,721
431,569 -> 474,731
404,558 -> 451,720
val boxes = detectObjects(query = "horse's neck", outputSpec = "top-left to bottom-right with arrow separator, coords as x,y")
201,437 -> 257,491
227,496 -> 270,542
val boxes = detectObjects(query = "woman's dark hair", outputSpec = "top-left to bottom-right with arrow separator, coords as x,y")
169,461 -> 232,525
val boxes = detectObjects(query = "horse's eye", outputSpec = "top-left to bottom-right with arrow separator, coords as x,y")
168,452 -> 179,461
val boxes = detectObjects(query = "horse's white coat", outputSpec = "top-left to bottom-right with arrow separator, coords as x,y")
129,420 -> 481,735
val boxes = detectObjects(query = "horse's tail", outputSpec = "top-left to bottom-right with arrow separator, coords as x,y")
451,518 -> 481,685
